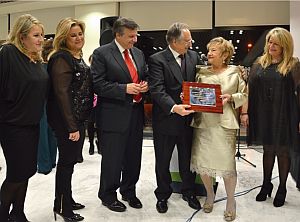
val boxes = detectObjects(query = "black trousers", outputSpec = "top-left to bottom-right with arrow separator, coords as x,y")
153,125 -> 196,200
98,104 -> 143,204
53,124 -> 85,216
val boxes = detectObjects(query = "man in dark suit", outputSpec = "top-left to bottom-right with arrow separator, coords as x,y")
91,17 -> 148,212
148,22 -> 202,213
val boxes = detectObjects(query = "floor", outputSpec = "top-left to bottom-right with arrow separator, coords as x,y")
0,138 -> 300,222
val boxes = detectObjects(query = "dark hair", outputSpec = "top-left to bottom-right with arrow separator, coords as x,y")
112,17 -> 139,37
166,22 -> 190,44
42,39 -> 53,62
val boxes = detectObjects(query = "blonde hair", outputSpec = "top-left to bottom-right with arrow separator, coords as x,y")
6,14 -> 44,62
258,27 -> 298,76
49,17 -> 85,59
207,37 -> 234,65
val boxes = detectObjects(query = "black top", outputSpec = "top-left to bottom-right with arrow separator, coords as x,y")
248,62 -> 300,152
47,50 -> 93,133
0,44 -> 49,125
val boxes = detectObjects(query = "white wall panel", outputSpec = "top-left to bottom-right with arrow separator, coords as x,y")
75,3 -> 118,62
216,1 -> 289,27
11,7 -> 74,34
290,1 -> 300,58
0,15 -> 8,40
120,1 -> 212,30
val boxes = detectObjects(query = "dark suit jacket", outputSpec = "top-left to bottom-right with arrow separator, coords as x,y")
148,47 -> 201,136
91,41 -> 147,133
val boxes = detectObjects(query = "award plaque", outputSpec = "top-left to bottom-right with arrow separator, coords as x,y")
182,82 -> 223,113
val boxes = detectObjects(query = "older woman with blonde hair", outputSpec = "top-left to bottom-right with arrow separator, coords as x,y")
241,27 -> 300,207
0,14 -> 48,221
47,17 -> 93,221
190,37 -> 247,221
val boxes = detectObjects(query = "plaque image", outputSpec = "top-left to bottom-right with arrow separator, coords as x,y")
182,82 -> 223,113
190,87 -> 216,106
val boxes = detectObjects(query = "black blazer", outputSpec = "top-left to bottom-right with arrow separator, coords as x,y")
91,41 -> 148,133
148,47 -> 202,136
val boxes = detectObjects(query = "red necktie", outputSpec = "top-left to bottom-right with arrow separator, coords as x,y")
124,49 -> 142,102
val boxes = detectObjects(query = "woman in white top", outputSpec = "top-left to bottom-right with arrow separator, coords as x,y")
190,37 -> 247,221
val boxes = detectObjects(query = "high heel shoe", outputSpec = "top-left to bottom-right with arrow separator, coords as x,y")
273,187 -> 287,207
53,210 -> 84,222
224,200 -> 236,221
203,194 -> 215,213
224,211 -> 236,221
256,182 -> 273,201
203,202 -> 213,213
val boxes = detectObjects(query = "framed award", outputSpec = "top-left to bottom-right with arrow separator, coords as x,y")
182,82 -> 223,113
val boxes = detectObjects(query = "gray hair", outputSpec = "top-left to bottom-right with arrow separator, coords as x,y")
166,22 -> 190,44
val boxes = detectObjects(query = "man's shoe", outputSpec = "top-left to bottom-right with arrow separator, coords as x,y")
156,200 -> 168,213
102,200 -> 126,212
122,196 -> 143,209
182,195 -> 201,210
72,202 -> 85,210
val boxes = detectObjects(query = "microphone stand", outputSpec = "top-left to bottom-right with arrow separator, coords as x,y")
235,126 -> 256,167
235,66 -> 256,167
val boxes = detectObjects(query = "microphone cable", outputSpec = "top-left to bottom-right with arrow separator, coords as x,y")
186,176 -> 279,222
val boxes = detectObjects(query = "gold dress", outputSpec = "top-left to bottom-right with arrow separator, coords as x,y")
190,65 -> 247,177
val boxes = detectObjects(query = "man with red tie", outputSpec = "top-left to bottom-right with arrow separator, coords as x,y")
91,17 -> 148,212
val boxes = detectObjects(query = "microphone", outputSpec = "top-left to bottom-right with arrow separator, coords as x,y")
200,54 -> 207,61
200,54 -> 208,65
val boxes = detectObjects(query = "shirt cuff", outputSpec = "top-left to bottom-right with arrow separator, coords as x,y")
170,104 -> 176,113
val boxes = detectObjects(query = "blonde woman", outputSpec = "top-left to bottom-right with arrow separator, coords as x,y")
47,18 -> 93,221
241,27 -> 300,207
0,14 -> 48,221
190,37 -> 247,221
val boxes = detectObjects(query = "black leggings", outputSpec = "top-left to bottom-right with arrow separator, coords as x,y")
0,123 -> 39,221
262,146 -> 290,189
53,124 -> 85,217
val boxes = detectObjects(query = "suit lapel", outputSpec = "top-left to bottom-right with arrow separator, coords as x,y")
164,48 -> 183,84
110,41 -> 132,81
130,48 -> 142,80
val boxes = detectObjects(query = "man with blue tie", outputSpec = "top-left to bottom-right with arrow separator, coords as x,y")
91,17 -> 148,212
